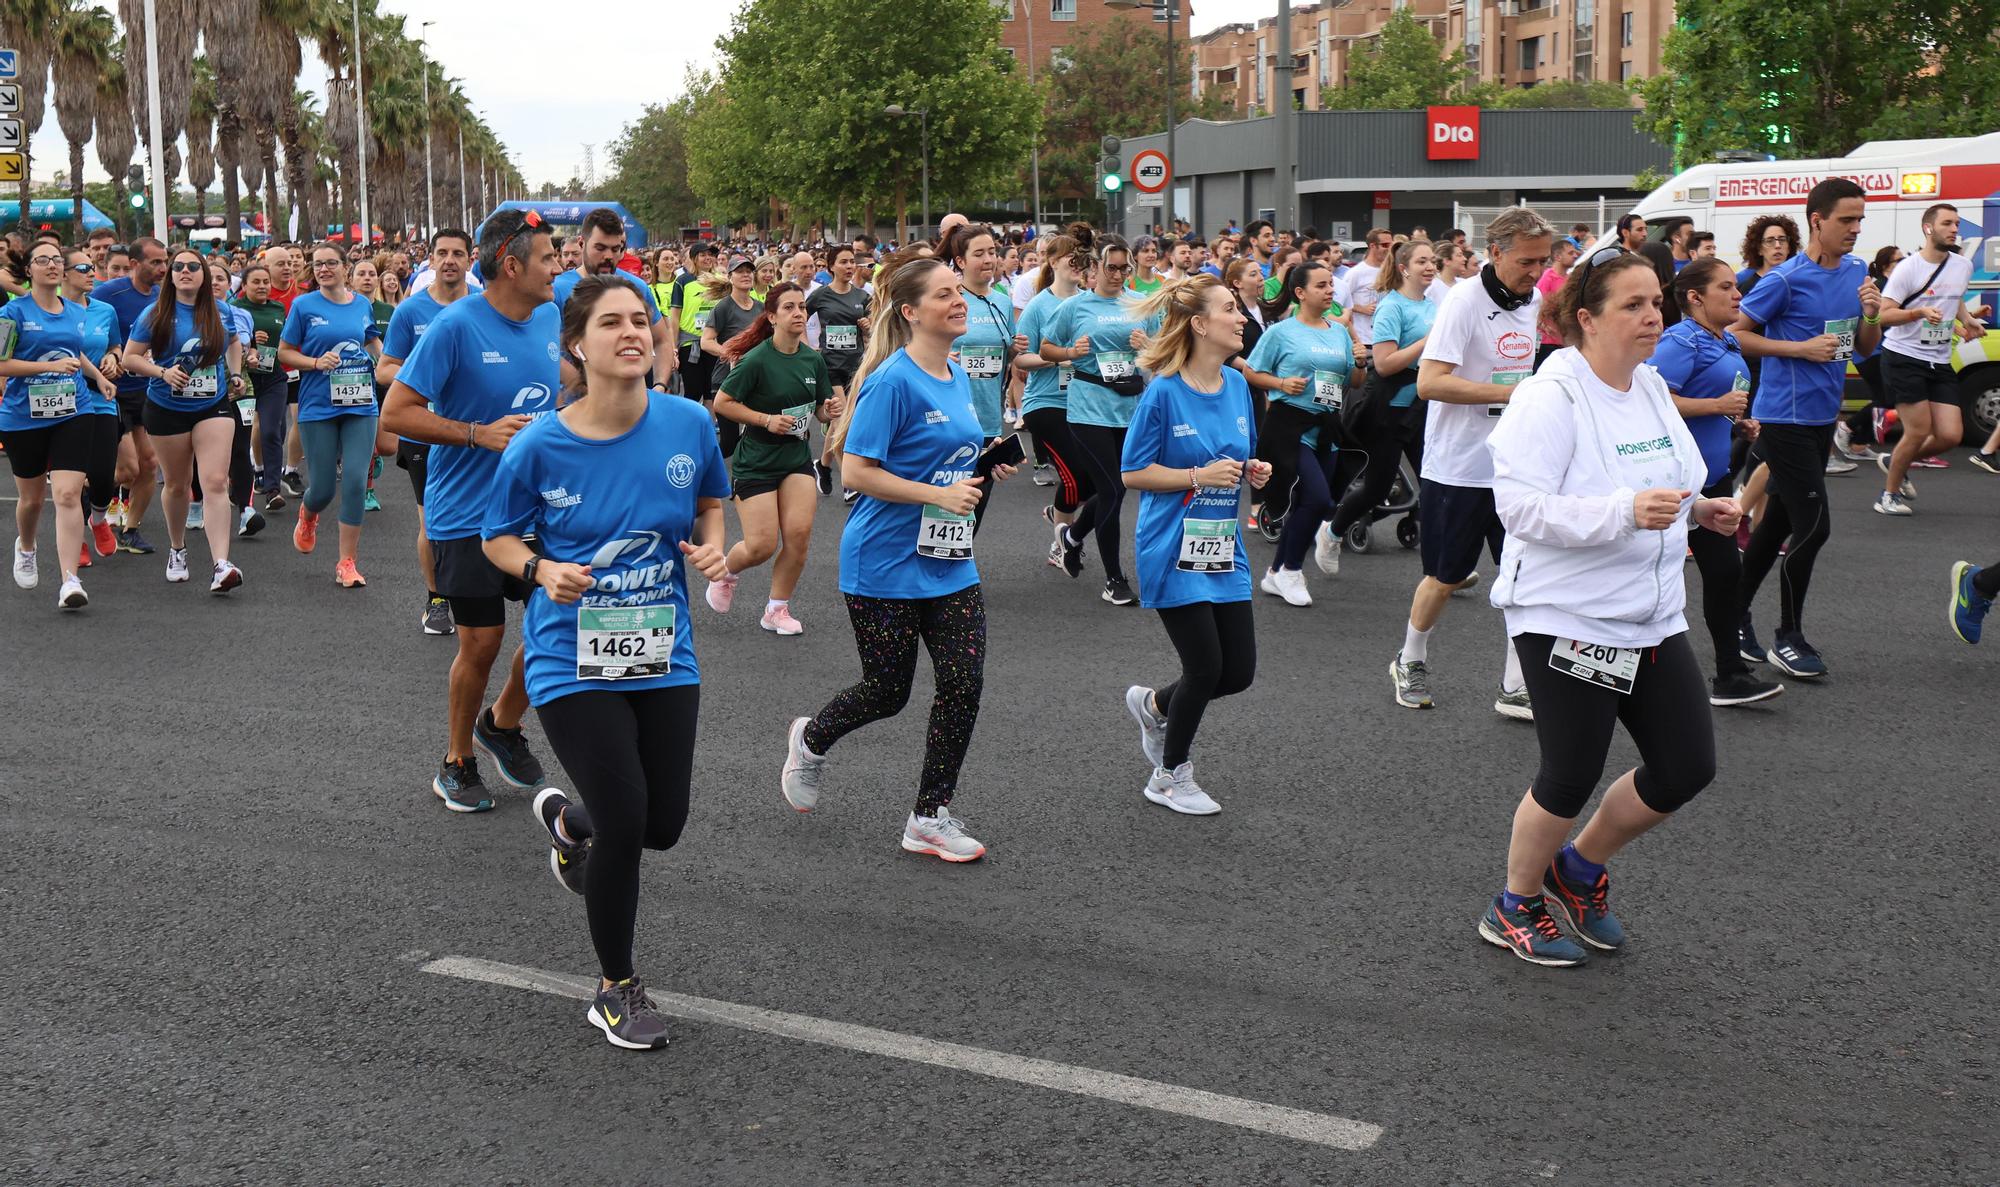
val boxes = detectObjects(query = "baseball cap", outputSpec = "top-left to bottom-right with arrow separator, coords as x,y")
727,255 -> 754,272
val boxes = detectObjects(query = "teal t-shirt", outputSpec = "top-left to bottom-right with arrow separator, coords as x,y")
1370,290 -> 1437,408
953,281 -> 1014,437
1244,315 -> 1354,448
1044,290 -> 1161,429
1017,286 -> 1072,416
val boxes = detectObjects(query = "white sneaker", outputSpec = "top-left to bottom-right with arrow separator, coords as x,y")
1260,566 -> 1311,607
1874,452 -> 1914,497
1451,571 -> 1482,596
1824,454 -> 1856,475
1313,523 -> 1341,575
1032,463 -> 1056,487
780,716 -> 825,812
57,575 -> 87,609
1124,685 -> 1166,769
901,808 -> 986,862
1873,491 -> 1914,517
210,559 -> 243,593
165,547 -> 190,583
12,538 -> 36,589
186,501 -> 206,530
1143,762 -> 1222,815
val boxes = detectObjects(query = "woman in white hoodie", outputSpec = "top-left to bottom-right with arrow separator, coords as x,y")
1477,248 -> 1743,969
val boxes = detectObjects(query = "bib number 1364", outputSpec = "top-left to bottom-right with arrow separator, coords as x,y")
1549,636 -> 1639,694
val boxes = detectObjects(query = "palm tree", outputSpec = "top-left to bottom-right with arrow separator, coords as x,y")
0,0 -> 61,231
253,0 -> 319,238
52,1 -> 114,231
202,0 -> 258,243
91,59 -> 134,237
117,0 -> 197,200
186,58 -> 216,220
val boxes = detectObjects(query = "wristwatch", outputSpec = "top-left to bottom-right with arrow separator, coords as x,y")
521,555 -> 541,585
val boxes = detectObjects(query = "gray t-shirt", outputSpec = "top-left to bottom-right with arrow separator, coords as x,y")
806,284 -> 871,375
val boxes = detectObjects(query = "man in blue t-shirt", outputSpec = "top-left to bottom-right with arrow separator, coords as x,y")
91,236 -> 169,551
549,206 -> 670,391
1728,176 -> 1883,679
381,209 -> 562,813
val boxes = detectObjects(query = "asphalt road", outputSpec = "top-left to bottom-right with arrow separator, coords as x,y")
3,444 -> 1994,1185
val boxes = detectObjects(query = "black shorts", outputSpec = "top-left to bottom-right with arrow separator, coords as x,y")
116,393 -> 146,436
141,396 -> 235,437
1881,348 -> 1958,407
828,362 -> 857,390
732,463 -> 814,501
432,534 -> 529,629
395,438 -> 428,506
1418,478 -> 1503,585
286,374 -> 300,405
1,414 -> 96,478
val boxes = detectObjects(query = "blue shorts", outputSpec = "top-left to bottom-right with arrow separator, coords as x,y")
1418,478 -> 1502,585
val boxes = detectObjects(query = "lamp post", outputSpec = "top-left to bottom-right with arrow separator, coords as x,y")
140,0 -> 166,239
351,0 -> 370,248
883,104 -> 929,243
1019,0 -> 1041,231
420,21 -> 434,238
1105,0 -> 1176,236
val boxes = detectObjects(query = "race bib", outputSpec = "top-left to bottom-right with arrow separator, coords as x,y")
330,365 -> 374,408
27,376 -> 78,419
781,401 -> 814,440
248,344 -> 278,373
1311,370 -> 1344,410
1825,317 -> 1857,363
917,503 -> 974,560
1919,318 -> 1952,347
185,365 -> 220,396
1098,351 -> 1135,381
576,604 -> 674,680
1491,368 -> 1530,387
1058,362 -> 1073,391
824,324 -> 859,352
1549,636 -> 1640,694
694,310 -> 712,331
235,397 -> 256,426
960,345 -> 1004,380
1731,372 -> 1751,394
1177,517 -> 1236,573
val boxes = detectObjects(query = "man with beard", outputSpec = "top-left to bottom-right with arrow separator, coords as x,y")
551,207 -> 672,391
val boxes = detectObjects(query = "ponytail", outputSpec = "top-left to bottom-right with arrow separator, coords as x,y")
1132,274 -> 1226,380
825,257 -> 954,458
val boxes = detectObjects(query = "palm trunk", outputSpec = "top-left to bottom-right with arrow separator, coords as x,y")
260,138 -> 282,241
218,106 -> 243,246
70,141 -> 87,232
281,108 -> 308,238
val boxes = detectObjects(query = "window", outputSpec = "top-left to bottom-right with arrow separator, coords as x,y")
1318,19 -> 1330,86
1521,0 -> 1545,10
1518,36 -> 1541,70
1465,2 -> 1482,47
1002,46 -> 1016,59
1051,0 -> 1075,20
995,0 -> 1012,19
1621,11 -> 1633,45
1619,58 -> 1633,80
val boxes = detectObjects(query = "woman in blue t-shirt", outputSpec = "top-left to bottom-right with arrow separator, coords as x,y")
482,276 -> 732,1052
1118,275 -> 1272,816
280,244 -> 384,587
62,247 -> 125,564
941,223 -> 1018,445
1328,240 -> 1437,546
781,258 -> 1019,864
1651,259 -> 1784,708
122,246 -> 245,593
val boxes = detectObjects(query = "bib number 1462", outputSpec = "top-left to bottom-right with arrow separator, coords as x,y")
576,605 -> 674,680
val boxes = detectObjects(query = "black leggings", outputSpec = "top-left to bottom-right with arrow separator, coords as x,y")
1255,400 -> 1340,524
1273,439 -> 1339,571
1329,392 -> 1422,536
1739,422 -> 1834,633
1154,600 -> 1257,768
803,585 -> 986,815
536,684 -> 700,984
228,402 -> 256,508
1023,406 -> 1094,516
1977,562 -> 2000,600
86,414 -> 118,511
1513,631 -> 1716,819
1067,424 -> 1129,582
1687,477 -> 1749,678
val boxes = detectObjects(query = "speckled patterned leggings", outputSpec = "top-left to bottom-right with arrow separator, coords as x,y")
802,585 -> 986,815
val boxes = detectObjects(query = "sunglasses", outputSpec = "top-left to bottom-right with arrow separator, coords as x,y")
169,261 -> 206,273
69,262 -> 95,273
1100,261 -> 1133,274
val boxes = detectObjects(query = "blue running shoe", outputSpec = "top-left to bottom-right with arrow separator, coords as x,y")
1478,894 -> 1588,967
1542,860 -> 1626,951
1737,611 -> 1768,664
474,706 -> 545,789
1769,630 -> 1827,679
1951,561 -> 1990,645
433,756 -> 494,813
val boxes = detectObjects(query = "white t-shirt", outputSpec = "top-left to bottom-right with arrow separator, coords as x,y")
1882,250 -> 1973,364
1418,272 -> 1541,488
1011,272 -> 1039,313
1425,277 -> 1452,306
1338,260 -> 1384,349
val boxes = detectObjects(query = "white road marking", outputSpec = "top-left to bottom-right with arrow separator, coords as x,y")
421,954 -> 1383,1152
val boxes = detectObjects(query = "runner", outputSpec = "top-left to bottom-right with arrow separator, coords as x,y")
279,244 -> 383,587
1326,239 -> 1438,555
669,241 -> 721,406
1243,259 -> 1353,607
550,208 -> 672,389
1650,258 -> 1785,706
1336,228 -> 1391,369
481,275 -> 729,1051
2,243 -> 117,607
121,247 -> 245,593
380,208 -> 557,812
1044,235 -> 1160,605
94,237 -> 165,555
1387,209 -> 1553,714
1873,203 -> 1981,517
779,258 -> 1019,861
379,229 -> 474,636
708,282 -> 841,634
61,248 -> 123,567
1119,274 -> 1271,815
1729,178 -> 1881,678
231,263 -> 292,522
1127,236 -> 1165,296
1534,237 -> 1582,368
941,223 -> 1016,448
207,259 -> 264,540
700,256 -> 763,460
1015,234 -> 1093,562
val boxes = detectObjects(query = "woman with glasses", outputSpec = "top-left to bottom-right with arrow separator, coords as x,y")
279,244 -> 383,587
62,249 -> 125,568
2,244 -> 118,606
121,247 -> 245,592
1736,217 -> 1798,299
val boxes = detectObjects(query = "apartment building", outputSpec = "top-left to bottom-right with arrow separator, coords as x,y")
994,0 -> 1193,74
1189,0 -> 1671,114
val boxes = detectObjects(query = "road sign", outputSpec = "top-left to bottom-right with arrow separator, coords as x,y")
0,119 -> 20,151
0,153 -> 22,184
0,83 -> 19,114
0,50 -> 16,80
1133,190 -> 1162,209
1131,149 -> 1171,194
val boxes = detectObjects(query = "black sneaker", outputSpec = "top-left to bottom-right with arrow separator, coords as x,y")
433,756 -> 494,813
1768,630 -> 1827,679
814,460 -> 834,496
118,528 -> 156,555
1709,670 -> 1784,707
533,787 -> 589,895
1058,524 -> 1085,579
474,707 -> 545,789
1102,576 -> 1136,606
421,596 -> 455,636
1737,612 -> 1768,664
263,490 -> 287,512
281,471 -> 305,499
589,978 -> 671,1050
1969,451 -> 2000,476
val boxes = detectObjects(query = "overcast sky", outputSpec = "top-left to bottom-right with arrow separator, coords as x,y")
38,0 -> 1266,190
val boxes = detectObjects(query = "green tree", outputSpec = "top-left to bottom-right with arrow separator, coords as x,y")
1490,79 -> 1638,110
603,87 -> 704,237
1641,0 -> 2000,167
1040,15 -> 1234,216
1324,9 -> 1464,110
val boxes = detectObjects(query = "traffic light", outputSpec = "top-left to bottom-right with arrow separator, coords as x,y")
1098,135 -> 1122,194
126,164 -> 146,211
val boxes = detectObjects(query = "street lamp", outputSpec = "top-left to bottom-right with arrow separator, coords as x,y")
1105,0 -> 1177,236
883,104 -> 929,243
1016,0 -> 1042,232
351,0 -> 370,247
420,20 -> 435,238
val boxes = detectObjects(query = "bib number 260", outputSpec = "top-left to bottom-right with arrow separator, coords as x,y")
1549,636 -> 1639,694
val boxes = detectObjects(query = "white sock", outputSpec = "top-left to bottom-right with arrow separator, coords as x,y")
1401,622 -> 1430,665
1501,637 -> 1525,694
553,809 -> 579,845
766,598 -> 787,615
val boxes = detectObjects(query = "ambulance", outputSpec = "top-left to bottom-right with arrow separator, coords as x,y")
1625,132 -> 2000,436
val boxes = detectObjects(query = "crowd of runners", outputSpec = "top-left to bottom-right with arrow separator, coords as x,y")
4,177 -> 1995,1047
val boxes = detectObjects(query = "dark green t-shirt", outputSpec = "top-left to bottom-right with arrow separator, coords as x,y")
718,338 -> 830,485
233,297 -> 287,373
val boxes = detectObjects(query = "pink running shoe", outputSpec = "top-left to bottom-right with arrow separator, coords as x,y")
760,604 -> 803,635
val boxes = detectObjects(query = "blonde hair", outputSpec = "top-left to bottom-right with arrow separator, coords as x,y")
825,257 -> 957,458
1131,274 -> 1228,380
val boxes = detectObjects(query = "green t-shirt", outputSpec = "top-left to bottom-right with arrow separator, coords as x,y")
233,297 -> 288,374
718,338 -> 831,486
370,299 -> 395,340
1126,275 -> 1164,297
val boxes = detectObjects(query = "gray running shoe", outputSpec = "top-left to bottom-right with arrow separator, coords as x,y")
1494,686 -> 1534,721
1390,655 -> 1433,709
1124,685 -> 1166,769
781,716 -> 825,812
1143,762 -> 1221,815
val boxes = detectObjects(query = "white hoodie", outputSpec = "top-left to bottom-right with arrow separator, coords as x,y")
1487,347 -> 1708,648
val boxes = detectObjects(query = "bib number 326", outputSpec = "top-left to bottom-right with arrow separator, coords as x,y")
917,503 -> 974,560
1549,636 -> 1639,694
576,604 -> 674,680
